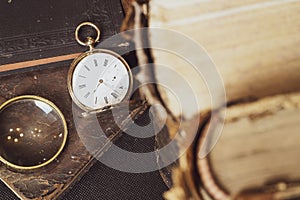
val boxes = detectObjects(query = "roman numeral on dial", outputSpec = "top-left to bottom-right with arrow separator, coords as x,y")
111,92 -> 118,99
84,92 -> 91,98
104,96 -> 109,104
94,59 -> 98,67
84,65 -> 90,71
79,84 -> 86,89
104,59 -> 108,67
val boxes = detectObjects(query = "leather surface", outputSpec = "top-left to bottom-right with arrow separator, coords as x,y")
0,0 -> 124,65
0,60 -> 151,199
0,61 -> 94,199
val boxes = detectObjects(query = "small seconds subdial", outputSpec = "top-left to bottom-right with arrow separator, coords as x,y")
71,50 -> 132,111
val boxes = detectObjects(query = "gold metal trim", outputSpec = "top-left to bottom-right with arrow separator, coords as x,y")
75,22 -> 101,48
0,95 -> 68,170
0,53 -> 80,73
67,49 -> 133,113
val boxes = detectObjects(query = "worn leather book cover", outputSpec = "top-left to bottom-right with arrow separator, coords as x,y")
0,0 -> 133,199
0,0 -> 124,66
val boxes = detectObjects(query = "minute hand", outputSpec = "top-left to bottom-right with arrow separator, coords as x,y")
99,63 -> 116,78
102,82 -> 121,95
94,63 -> 116,93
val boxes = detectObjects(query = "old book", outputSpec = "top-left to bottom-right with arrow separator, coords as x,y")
149,0 -> 300,117
164,92 -> 300,200
206,92 -> 300,199
0,0 -> 124,68
147,1 -> 300,199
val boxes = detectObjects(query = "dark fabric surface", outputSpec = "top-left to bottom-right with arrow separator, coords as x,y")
61,112 -> 169,200
62,161 -> 167,200
60,109 -> 169,200
0,181 -> 17,200
0,161 -> 168,200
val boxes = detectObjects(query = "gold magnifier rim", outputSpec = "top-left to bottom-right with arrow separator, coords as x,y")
0,95 -> 68,170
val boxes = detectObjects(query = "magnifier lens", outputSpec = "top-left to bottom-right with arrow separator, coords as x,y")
0,96 -> 67,170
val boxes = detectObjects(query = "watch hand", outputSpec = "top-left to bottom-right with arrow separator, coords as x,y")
101,81 -> 123,98
93,79 -> 104,93
94,63 -> 117,92
102,81 -> 112,89
102,82 -> 120,93
99,63 -> 116,79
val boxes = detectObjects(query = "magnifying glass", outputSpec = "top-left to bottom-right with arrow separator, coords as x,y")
0,95 -> 68,170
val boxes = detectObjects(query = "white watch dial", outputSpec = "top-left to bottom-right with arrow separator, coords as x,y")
72,52 -> 131,110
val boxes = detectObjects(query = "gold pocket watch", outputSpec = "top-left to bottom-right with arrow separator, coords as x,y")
68,22 -> 133,112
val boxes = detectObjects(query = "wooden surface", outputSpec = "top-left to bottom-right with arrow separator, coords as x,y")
150,0 -> 300,117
